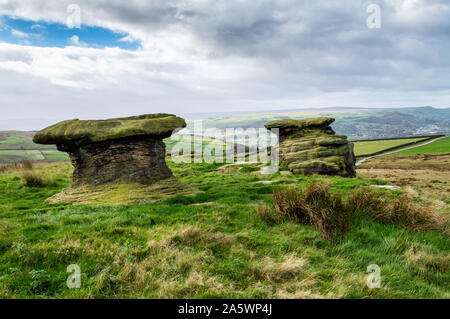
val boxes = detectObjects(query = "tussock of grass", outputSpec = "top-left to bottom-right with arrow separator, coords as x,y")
348,188 -> 447,232
251,254 -> 308,283
255,204 -> 285,225
268,183 -> 447,241
22,172 -> 45,187
0,162 -> 21,173
273,184 -> 349,241
21,160 -> 34,170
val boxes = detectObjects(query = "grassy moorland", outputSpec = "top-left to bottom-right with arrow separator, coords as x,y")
0,158 -> 448,298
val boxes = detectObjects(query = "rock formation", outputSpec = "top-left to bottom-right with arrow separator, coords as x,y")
33,113 -> 186,186
265,117 -> 356,177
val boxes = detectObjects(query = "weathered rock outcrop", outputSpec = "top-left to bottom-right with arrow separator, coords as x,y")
33,113 -> 186,186
265,117 -> 356,177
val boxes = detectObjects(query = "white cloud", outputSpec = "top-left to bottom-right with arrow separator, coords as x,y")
118,35 -> 134,43
11,29 -> 29,38
68,35 -> 88,48
0,0 -> 449,129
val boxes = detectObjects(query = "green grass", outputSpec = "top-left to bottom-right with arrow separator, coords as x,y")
353,137 -> 430,157
0,133 -> 66,164
41,151 -> 69,162
385,137 -> 450,157
164,136 -> 226,154
0,159 -> 448,298
0,150 -> 45,164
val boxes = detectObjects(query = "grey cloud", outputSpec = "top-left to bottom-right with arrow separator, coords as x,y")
0,0 -> 449,127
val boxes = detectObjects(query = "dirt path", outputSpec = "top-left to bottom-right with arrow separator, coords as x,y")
355,136 -> 446,167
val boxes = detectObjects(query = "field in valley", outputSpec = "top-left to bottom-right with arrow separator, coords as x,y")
357,137 -> 450,214
352,136 -> 435,157
384,137 -> 450,157
0,132 -> 69,164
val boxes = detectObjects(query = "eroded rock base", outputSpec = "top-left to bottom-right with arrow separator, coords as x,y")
58,136 -> 173,186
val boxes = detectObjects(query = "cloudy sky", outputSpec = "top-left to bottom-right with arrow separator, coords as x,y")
0,0 -> 449,130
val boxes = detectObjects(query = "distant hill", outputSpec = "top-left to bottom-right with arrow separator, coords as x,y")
0,107 -> 448,163
190,106 -> 449,140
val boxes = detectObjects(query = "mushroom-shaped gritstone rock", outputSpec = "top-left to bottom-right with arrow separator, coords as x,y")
265,117 -> 356,177
33,113 -> 186,186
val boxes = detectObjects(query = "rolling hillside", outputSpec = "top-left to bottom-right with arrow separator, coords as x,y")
1,107 -> 449,164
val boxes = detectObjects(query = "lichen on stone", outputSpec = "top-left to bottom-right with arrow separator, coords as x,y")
33,113 -> 186,145
265,117 -> 356,177
265,117 -> 335,130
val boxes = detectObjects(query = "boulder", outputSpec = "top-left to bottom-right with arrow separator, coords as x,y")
33,113 -> 186,186
265,117 -> 356,177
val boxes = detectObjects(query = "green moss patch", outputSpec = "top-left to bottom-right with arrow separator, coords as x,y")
45,178 -> 199,206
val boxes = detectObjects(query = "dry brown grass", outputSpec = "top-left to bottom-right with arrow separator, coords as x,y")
404,245 -> 450,286
358,154 -> 450,170
177,226 -> 236,247
21,160 -> 34,170
0,162 -> 21,173
380,195 -> 445,231
22,172 -> 44,187
267,183 -> 447,241
348,188 -> 447,232
255,203 -> 285,225
357,154 -> 450,212
250,253 -> 309,283
273,184 -> 349,241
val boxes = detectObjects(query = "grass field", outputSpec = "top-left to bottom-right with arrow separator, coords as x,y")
352,137 -> 431,157
40,151 -> 69,162
358,154 -> 450,213
0,132 -> 64,164
0,150 -> 45,164
0,159 -> 448,298
384,137 -> 450,157
0,135 -> 54,151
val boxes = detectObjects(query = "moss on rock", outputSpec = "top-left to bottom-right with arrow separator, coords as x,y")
45,177 -> 199,205
265,117 -> 356,177
33,113 -> 186,145
265,117 -> 335,130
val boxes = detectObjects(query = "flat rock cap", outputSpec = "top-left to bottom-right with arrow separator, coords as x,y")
265,117 -> 335,130
33,113 -> 186,145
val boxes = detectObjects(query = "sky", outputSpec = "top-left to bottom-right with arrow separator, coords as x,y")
0,0 -> 449,130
